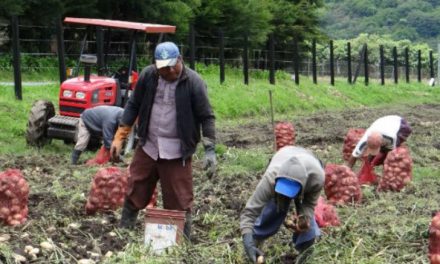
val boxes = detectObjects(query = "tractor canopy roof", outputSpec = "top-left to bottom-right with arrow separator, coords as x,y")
64,17 -> 176,34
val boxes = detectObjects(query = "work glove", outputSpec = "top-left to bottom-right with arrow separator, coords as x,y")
110,125 -> 132,162
203,148 -> 216,178
202,137 -> 216,178
242,233 -> 264,263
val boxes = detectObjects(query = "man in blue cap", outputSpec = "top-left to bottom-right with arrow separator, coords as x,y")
240,146 -> 324,264
110,41 -> 216,240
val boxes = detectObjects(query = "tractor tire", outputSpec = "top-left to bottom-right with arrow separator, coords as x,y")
26,100 -> 55,147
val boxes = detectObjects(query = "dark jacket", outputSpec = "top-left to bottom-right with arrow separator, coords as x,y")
81,105 -> 123,149
121,64 -> 215,160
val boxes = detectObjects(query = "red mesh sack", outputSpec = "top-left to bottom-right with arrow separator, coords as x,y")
314,196 -> 340,228
357,157 -> 378,185
85,167 -> 128,214
0,169 -> 29,226
342,128 -> 365,162
377,146 -> 412,192
324,164 -> 362,205
274,122 -> 295,150
429,212 -> 440,263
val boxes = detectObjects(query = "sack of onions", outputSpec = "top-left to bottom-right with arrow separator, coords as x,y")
377,146 -> 412,192
0,169 -> 29,226
429,212 -> 440,264
274,122 -> 296,150
314,196 -> 340,228
324,164 -> 362,205
342,128 -> 365,162
85,167 -> 128,214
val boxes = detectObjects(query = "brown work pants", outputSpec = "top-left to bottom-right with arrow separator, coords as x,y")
127,147 -> 193,212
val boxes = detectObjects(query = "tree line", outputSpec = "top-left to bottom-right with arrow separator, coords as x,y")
0,0 -> 325,50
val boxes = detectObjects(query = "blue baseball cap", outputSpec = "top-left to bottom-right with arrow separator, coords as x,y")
274,177 -> 301,198
154,42 -> 180,69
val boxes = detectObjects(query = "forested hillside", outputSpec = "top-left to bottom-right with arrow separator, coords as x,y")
320,0 -> 440,47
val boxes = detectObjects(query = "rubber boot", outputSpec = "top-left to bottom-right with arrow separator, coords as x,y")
71,150 -> 82,165
295,239 -> 315,264
183,211 -> 192,241
119,198 -> 139,229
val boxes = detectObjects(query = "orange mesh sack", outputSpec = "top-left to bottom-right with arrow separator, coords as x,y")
324,164 -> 362,205
377,146 -> 412,192
274,122 -> 296,150
85,167 -> 128,214
0,169 -> 29,226
429,212 -> 440,264
342,128 -> 365,162
314,196 -> 340,228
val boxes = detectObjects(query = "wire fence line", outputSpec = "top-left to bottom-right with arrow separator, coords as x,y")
1,22 -> 437,85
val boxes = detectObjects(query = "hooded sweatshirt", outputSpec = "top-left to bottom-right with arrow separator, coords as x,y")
240,146 -> 324,235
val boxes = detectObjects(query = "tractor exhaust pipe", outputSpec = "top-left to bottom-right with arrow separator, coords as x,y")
84,65 -> 91,82
79,55 -> 98,82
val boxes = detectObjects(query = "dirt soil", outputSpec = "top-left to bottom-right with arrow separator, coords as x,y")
0,103 -> 439,263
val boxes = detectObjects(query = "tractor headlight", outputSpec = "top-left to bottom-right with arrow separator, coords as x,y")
63,90 -> 73,97
75,92 -> 86,99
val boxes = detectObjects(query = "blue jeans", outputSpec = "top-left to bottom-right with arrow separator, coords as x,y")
253,199 -> 320,250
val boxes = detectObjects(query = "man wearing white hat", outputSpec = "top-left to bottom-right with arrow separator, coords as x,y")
240,146 -> 325,264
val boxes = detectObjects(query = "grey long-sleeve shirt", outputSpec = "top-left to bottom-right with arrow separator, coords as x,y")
240,146 -> 325,235
81,105 -> 123,149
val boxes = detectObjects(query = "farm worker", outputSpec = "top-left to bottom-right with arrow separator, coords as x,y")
347,115 -> 412,168
240,146 -> 324,264
110,41 -> 216,239
71,105 -> 123,165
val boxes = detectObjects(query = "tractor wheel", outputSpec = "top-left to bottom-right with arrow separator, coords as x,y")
26,100 -> 55,147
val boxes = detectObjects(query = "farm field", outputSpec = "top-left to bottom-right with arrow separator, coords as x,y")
0,97 -> 439,263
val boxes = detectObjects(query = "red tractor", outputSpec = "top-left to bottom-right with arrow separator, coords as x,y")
26,17 -> 175,150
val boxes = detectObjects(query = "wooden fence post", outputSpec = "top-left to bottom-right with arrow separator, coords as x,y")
189,23 -> 195,70
405,47 -> 409,83
364,44 -> 369,86
353,44 -> 366,84
219,29 -> 225,84
269,33 -> 275,84
293,37 -> 299,85
11,16 -> 22,100
330,40 -> 334,86
312,39 -> 317,84
429,50 -> 434,79
243,34 -> 249,85
393,47 -> 398,84
380,45 -> 385,85
347,42 -> 352,84
56,16 -> 67,83
417,49 -> 421,82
